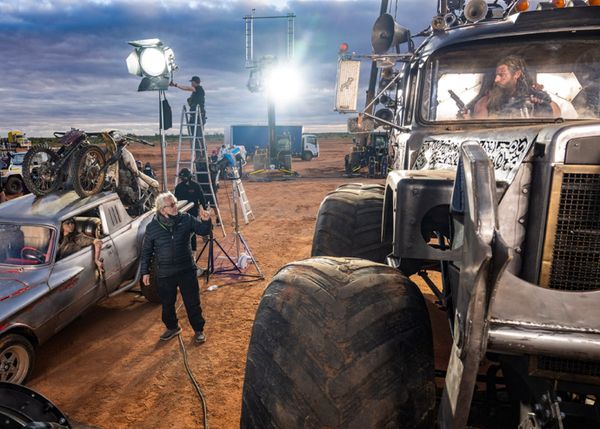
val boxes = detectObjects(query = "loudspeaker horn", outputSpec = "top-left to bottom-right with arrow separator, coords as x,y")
464,0 -> 488,23
371,13 -> 410,55
375,108 -> 394,124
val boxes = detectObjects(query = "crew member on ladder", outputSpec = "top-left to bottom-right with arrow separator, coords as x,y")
175,168 -> 207,253
170,76 -> 206,126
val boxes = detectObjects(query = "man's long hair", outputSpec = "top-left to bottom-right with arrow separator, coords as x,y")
487,55 -> 534,114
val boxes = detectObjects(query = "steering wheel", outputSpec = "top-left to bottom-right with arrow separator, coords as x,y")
21,247 -> 46,263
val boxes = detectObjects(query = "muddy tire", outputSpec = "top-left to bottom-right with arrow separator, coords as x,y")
0,334 -> 35,384
5,176 -> 24,195
241,257 -> 436,429
312,183 -> 391,263
22,146 -> 61,196
72,145 -> 106,198
140,263 -> 161,304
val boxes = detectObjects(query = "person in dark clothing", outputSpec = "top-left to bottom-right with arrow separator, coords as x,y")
0,170 -> 5,203
170,76 -> 206,126
143,162 -> 155,179
174,168 -> 207,252
141,192 -> 211,343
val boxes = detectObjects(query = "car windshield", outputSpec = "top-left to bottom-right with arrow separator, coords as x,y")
421,35 -> 600,123
0,224 -> 55,266
12,153 -> 25,165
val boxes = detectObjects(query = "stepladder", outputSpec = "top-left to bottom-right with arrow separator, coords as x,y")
174,105 -> 225,235
232,174 -> 254,224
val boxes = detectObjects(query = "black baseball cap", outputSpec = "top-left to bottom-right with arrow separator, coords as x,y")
178,168 -> 192,178
190,76 -> 201,83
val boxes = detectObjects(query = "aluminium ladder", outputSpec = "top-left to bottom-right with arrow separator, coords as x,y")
174,105 -> 225,235
231,169 -> 255,224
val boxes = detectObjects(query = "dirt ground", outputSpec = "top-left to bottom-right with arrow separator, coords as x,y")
26,138 -> 448,429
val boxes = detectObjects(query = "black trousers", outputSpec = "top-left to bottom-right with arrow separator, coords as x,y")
157,269 -> 205,333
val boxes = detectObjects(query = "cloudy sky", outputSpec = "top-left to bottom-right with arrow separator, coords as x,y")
0,0 -> 438,136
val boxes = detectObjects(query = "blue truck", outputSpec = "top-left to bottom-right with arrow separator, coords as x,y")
224,125 -> 319,161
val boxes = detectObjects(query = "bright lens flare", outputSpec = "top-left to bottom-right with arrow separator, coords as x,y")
139,48 -> 167,77
265,64 -> 303,104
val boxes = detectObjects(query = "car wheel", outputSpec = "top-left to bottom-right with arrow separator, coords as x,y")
241,257 -> 436,428
0,334 -> 35,384
140,263 -> 161,304
5,176 -> 23,195
311,183 -> 392,263
301,151 -> 313,161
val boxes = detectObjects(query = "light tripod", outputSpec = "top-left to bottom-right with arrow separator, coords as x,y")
195,173 -> 263,283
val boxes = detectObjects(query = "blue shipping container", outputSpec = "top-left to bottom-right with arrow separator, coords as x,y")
225,125 -> 304,157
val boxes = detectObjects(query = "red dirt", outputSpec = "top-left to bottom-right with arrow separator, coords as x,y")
27,138 -> 448,428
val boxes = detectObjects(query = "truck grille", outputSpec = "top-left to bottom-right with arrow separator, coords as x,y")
540,166 -> 600,291
538,356 -> 600,378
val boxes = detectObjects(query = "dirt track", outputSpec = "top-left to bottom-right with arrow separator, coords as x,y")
28,137 -> 405,428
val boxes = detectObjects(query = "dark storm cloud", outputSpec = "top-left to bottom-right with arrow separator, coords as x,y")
0,0 -> 436,136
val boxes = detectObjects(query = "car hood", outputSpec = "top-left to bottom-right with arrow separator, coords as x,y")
0,269 -> 50,323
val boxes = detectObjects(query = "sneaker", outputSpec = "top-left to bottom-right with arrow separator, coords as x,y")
195,331 -> 206,344
197,267 -> 205,276
159,326 -> 182,341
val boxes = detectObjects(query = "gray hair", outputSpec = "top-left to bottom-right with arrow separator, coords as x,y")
155,191 -> 177,212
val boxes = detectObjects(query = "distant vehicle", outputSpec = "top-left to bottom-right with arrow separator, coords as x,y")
0,130 -> 31,150
0,152 -> 26,195
344,131 -> 389,177
0,191 -> 172,384
225,125 -> 319,161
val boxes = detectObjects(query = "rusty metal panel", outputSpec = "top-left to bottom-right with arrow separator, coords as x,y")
334,59 -> 361,112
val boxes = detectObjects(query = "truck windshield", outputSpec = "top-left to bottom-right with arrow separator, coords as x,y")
421,35 -> 600,123
0,224 -> 54,266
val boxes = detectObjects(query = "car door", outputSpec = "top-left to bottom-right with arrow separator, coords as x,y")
100,201 -> 139,281
49,243 -> 106,332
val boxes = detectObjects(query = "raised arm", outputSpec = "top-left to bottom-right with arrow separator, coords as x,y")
170,82 -> 194,92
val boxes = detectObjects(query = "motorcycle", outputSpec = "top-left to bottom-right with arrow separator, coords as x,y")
22,129 -> 159,215
22,129 -> 89,196
72,130 -> 159,215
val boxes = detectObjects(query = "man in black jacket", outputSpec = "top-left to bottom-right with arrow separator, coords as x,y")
141,191 -> 211,343
174,168 -> 206,252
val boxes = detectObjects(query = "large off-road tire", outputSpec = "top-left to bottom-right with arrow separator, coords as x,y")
72,145 -> 106,198
0,334 -> 35,384
5,176 -> 24,195
140,263 -> 161,304
241,257 -> 436,429
22,146 -> 60,196
312,183 -> 391,263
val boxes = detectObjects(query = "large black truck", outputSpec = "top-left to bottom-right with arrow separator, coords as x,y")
241,2 -> 600,428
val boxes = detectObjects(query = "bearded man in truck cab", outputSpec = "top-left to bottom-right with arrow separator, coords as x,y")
471,55 -> 561,119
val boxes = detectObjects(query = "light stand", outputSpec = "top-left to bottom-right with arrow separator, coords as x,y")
196,171 -> 263,283
158,89 -> 168,191
125,38 -> 176,191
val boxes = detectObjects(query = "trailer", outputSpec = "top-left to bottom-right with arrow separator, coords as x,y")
224,125 -> 319,161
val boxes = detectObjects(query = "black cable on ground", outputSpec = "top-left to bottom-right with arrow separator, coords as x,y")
173,300 -> 209,429
177,334 -> 210,429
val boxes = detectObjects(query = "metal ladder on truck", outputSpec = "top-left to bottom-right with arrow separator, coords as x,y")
174,105 -> 226,235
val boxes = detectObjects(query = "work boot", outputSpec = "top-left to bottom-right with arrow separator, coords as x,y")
159,326 -> 182,341
195,331 -> 206,344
